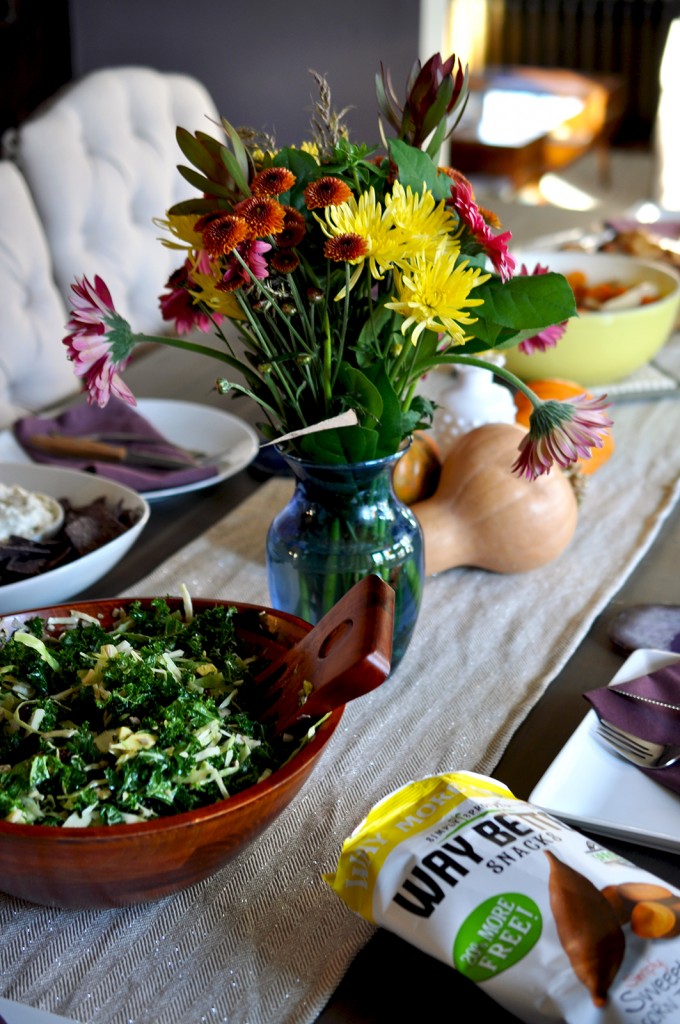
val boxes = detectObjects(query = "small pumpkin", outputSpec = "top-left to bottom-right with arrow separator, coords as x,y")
411,422 -> 579,576
514,377 -> 615,475
393,431 -> 442,505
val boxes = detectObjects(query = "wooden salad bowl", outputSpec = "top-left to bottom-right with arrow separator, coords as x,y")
0,590 -> 392,909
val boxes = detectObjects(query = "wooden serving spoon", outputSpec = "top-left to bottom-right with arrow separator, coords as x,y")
254,574 -> 395,734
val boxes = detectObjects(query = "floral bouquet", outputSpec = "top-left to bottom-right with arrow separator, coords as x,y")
64,52 -> 611,481
62,52 -> 614,664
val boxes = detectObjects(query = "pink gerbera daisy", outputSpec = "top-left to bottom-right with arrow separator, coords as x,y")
63,275 -> 136,407
512,393 -> 613,480
222,239 -> 272,290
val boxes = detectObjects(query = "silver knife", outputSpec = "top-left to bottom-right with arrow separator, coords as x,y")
27,433 -> 199,470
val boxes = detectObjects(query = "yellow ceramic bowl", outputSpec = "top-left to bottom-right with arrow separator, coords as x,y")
503,251 -> 680,386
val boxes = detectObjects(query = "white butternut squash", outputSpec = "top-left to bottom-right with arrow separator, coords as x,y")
411,422 -> 579,575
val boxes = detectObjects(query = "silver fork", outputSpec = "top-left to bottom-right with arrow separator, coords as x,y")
596,718 -> 680,770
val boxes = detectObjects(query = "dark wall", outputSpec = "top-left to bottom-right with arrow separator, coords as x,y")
68,0 -> 421,148
0,0 -> 72,138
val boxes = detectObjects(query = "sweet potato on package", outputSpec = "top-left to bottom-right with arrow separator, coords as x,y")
325,772 -> 680,1023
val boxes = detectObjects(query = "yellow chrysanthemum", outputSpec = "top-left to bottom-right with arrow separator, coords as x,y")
299,141 -> 320,161
155,214 -> 205,251
188,270 -> 247,321
320,187 -> 403,282
386,250 -> 491,345
384,181 -> 458,261
251,147 -> 275,165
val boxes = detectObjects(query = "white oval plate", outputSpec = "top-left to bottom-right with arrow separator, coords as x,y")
0,462 -> 150,614
0,399 -> 260,501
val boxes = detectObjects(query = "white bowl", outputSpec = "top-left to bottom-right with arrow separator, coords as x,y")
0,462 -> 150,614
0,482 -> 64,543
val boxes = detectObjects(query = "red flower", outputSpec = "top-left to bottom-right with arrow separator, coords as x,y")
160,261 -> 222,334
449,178 -> 516,282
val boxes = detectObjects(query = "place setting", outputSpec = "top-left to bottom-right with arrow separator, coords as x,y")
1,395 -> 260,501
530,644 -> 680,854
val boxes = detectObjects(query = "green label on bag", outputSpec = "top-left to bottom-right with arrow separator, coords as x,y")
453,893 -> 542,982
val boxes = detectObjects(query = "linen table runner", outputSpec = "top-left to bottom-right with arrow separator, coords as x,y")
2,339 -> 680,1024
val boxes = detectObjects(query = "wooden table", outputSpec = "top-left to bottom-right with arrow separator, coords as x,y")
73,341 -> 680,1024
51,179 -> 676,1018
450,66 -> 627,192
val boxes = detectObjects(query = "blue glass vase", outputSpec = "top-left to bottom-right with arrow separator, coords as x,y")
266,449 -> 424,670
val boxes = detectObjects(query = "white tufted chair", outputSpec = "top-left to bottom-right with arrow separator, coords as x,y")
3,66 -> 221,335
0,161 -> 80,428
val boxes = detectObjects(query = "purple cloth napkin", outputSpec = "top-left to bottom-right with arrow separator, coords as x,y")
13,398 -> 219,493
585,662 -> 680,795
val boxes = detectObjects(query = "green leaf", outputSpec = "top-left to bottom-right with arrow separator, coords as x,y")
220,118 -> 251,194
424,118 -> 450,160
297,425 -> 378,465
175,127 -> 224,180
274,147 -> 319,180
337,363 -> 384,424
476,272 -> 576,331
166,197 -> 228,217
388,139 -> 451,201
177,164 -> 235,200
277,147 -> 336,211
407,327 -> 446,377
460,273 -> 576,349
360,363 -> 403,455
354,305 -> 395,366
219,148 -> 249,196
405,394 -> 436,434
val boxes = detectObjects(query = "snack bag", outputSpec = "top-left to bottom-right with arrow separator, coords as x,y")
325,772 -> 680,1023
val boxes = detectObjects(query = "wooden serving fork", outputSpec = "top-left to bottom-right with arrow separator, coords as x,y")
254,574 -> 395,735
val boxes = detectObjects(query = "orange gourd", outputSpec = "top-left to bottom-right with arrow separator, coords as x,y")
514,378 -> 615,475
393,431 -> 442,505
411,422 -> 578,576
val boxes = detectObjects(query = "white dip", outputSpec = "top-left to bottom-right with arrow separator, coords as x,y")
0,483 -> 64,544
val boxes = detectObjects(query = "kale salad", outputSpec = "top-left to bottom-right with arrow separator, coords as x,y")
0,592 -> 304,827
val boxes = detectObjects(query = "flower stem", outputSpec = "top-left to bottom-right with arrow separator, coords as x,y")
322,309 -> 333,408
428,353 -> 542,407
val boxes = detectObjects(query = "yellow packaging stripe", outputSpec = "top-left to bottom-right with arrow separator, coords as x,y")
324,772 -> 516,922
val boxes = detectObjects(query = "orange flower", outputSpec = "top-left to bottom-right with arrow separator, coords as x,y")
233,196 -> 286,238
304,176 -> 353,209
438,165 -> 472,190
323,234 -> 369,262
276,206 -> 306,248
271,250 -> 300,273
251,167 -> 296,197
195,212 -> 248,256
478,204 -> 501,230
